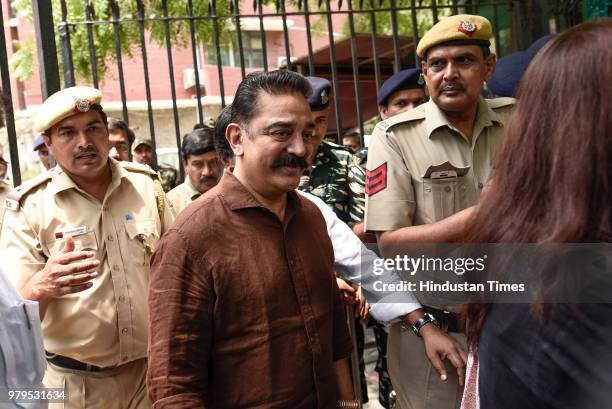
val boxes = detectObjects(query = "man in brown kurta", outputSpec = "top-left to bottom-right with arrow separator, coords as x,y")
148,70 -> 354,409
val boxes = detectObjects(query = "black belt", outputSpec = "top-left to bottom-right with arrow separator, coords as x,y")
422,306 -> 460,333
45,351 -> 103,372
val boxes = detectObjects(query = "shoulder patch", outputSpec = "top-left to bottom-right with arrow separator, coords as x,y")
120,161 -> 159,178
365,162 -> 387,196
375,104 -> 427,131
3,172 -> 51,211
486,97 -> 516,110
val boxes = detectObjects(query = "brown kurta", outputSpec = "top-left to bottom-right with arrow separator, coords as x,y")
147,173 -> 352,409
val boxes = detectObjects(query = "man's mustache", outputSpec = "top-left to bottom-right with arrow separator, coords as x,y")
271,154 -> 308,169
199,176 -> 219,184
75,148 -> 98,158
439,82 -> 465,92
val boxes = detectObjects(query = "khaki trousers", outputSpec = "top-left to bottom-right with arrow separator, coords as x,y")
43,358 -> 150,409
387,324 -> 465,409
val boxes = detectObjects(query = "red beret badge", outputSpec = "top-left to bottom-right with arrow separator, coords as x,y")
458,21 -> 477,37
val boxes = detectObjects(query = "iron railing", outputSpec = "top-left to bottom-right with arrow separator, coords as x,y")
0,0 -> 588,186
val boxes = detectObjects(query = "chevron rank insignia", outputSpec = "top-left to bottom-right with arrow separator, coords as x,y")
365,162 -> 387,196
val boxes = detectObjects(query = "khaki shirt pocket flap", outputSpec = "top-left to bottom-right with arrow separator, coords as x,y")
422,161 -> 470,179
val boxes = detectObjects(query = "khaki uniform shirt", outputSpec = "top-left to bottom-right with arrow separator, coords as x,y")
166,178 -> 201,215
0,159 -> 175,368
365,97 -> 515,231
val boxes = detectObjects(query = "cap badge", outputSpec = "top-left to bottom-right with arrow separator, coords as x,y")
74,98 -> 92,113
458,21 -> 477,37
321,89 -> 328,104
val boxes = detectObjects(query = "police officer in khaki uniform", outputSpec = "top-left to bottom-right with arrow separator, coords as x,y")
364,15 -> 515,409
166,126 -> 223,214
0,86 -> 175,409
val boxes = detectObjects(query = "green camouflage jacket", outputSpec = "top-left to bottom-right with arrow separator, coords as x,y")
299,140 -> 353,223
347,146 -> 368,223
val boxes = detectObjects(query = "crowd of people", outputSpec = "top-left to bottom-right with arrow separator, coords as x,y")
0,13 -> 610,409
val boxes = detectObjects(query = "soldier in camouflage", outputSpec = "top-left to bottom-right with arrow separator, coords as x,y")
347,68 -> 426,409
132,138 -> 179,192
298,77 -> 353,224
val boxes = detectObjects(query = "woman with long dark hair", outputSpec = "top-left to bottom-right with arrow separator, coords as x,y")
462,18 -> 612,409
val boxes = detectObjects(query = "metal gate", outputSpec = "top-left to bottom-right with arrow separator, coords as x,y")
0,0 -> 594,186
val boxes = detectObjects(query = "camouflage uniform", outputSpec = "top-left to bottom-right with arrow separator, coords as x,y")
299,140 -> 353,224
158,164 -> 178,193
348,146 -> 395,409
348,147 -> 368,224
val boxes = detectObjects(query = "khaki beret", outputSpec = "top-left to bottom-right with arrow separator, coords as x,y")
417,14 -> 492,58
33,86 -> 103,133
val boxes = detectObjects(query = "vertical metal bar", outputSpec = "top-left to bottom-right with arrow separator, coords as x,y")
187,0 -> 204,125
232,0 -> 246,77
410,0 -> 420,68
431,0 -> 439,24
368,0 -> 382,95
84,0 -> 99,88
136,0 -> 158,168
257,0 -> 269,71
59,0 -> 75,87
210,0 -> 226,107
451,0 -> 459,15
492,3 -> 502,57
0,1 -> 21,186
302,0 -> 315,76
347,0 -> 364,144
389,0 -> 401,73
280,0 -> 292,71
324,0 -> 343,142
161,0 -> 185,180
473,0 -> 479,16
110,0 -> 129,123
31,0 -> 60,99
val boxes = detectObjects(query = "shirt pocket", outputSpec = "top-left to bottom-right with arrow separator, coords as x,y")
422,177 -> 467,221
124,218 -> 159,266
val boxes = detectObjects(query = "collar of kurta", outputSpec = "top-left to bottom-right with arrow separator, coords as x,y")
217,172 -> 302,218
49,157 -> 128,196
425,97 -> 505,140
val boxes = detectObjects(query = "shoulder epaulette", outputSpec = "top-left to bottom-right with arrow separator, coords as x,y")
486,97 -> 516,109
120,161 -> 159,178
375,104 -> 427,131
4,172 -> 51,211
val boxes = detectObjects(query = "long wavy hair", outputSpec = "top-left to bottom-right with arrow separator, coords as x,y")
464,19 -> 612,347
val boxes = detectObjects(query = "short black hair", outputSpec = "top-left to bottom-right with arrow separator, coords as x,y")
181,127 -> 216,161
107,117 -> 135,147
230,69 -> 312,127
214,104 -> 233,159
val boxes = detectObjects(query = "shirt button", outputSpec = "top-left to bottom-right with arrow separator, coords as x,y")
121,328 -> 128,335
118,295 -> 125,302
122,356 -> 129,362
478,182 -> 484,189
107,235 -> 114,241
444,186 -> 451,193
103,206 -> 109,211
113,265 -> 120,271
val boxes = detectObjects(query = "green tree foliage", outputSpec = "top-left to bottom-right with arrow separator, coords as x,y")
11,0 -> 230,84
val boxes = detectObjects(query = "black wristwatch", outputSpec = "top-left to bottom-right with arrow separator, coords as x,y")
411,313 -> 440,337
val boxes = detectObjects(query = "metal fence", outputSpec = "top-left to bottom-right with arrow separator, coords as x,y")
0,0 -> 591,186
